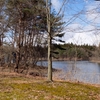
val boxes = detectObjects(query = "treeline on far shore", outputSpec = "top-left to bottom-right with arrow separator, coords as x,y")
38,43 -> 100,61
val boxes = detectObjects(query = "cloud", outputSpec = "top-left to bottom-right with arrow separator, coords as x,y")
61,1 -> 100,46
84,0 -> 88,3
63,23 -> 99,45
51,0 -> 100,46
64,32 -> 98,45
65,32 -> 96,45
85,1 -> 100,24
51,0 -> 62,12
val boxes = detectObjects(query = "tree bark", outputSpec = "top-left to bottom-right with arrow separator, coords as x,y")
47,35 -> 52,81
46,0 -> 52,81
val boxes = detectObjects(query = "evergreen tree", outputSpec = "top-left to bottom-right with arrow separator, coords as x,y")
46,0 -> 65,81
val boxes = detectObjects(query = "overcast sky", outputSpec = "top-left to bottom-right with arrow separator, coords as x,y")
51,0 -> 100,46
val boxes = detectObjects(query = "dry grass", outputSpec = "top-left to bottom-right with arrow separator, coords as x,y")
0,73 -> 100,100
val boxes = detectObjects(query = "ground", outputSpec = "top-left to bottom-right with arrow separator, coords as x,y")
0,72 -> 100,100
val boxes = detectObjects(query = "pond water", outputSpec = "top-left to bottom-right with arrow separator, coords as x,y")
37,61 -> 100,84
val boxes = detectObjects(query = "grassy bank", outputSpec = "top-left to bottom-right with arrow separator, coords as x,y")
0,73 -> 100,100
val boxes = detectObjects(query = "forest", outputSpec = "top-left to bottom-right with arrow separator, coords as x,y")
0,0 -> 65,80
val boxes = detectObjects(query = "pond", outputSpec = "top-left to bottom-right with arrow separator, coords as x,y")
37,61 -> 100,84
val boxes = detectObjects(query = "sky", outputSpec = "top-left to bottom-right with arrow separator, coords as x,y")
51,0 -> 100,46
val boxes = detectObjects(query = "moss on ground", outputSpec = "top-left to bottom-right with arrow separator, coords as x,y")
0,75 -> 100,100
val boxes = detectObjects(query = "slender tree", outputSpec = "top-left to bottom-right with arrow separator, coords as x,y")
46,0 -> 66,81
46,0 -> 52,81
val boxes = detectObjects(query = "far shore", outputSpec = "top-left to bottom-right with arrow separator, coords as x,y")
39,58 -> 100,64
39,58 -> 85,61
90,60 -> 100,64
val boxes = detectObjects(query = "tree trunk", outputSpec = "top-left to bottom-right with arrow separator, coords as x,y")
46,0 -> 52,81
47,35 -> 52,81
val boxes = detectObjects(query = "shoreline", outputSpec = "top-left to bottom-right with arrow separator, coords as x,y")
89,60 -> 100,64
39,58 -> 84,61
39,59 -> 100,64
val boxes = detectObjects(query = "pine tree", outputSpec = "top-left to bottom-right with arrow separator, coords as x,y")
46,0 -> 65,81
